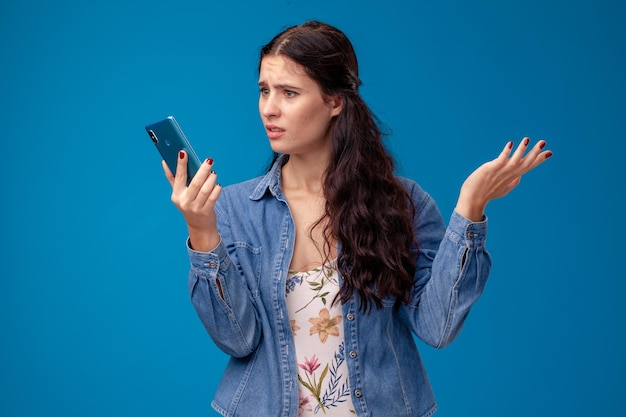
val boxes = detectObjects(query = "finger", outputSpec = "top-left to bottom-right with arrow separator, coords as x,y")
181,157 -> 218,209
194,164 -> 219,207
162,160 -> 175,187
519,139 -> 547,169
528,149 -> 553,171
518,139 -> 551,171
174,150 -> 188,188
198,173 -> 220,208
496,141 -> 514,161
187,157 -> 215,191
511,137 -> 531,161
202,182 -> 222,210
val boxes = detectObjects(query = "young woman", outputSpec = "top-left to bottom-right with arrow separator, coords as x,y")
163,21 -> 552,417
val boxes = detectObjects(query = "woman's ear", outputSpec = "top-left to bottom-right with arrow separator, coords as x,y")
329,95 -> 343,117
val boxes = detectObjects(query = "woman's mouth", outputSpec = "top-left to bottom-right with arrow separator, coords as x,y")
266,125 -> 285,139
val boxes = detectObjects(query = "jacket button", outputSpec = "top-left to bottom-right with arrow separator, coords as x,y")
208,261 -> 217,268
346,313 -> 354,321
349,351 -> 357,359
354,389 -> 362,397
467,231 -> 475,239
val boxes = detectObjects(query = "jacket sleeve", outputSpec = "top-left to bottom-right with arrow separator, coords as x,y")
187,200 -> 262,358
398,182 -> 492,348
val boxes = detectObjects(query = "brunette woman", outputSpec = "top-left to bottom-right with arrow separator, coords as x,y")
163,21 -> 552,417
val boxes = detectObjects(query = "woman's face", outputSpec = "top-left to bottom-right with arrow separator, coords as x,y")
258,55 -> 342,157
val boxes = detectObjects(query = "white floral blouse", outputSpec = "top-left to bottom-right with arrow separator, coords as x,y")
285,261 -> 356,416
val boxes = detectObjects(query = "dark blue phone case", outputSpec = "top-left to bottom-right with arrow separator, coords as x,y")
145,116 -> 201,185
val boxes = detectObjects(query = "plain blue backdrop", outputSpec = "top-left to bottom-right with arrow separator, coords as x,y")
1,0 -> 624,416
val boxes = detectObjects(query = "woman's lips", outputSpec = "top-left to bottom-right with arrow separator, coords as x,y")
266,125 -> 285,139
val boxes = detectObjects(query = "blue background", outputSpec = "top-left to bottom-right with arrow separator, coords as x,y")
2,0 -> 624,416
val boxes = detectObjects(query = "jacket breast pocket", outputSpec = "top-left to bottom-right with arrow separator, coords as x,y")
232,242 -> 263,299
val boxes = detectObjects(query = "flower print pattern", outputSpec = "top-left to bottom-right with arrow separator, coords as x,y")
297,344 -> 353,414
297,354 -> 329,412
286,274 -> 303,294
285,262 -> 354,416
319,342 -> 353,413
298,391 -> 314,417
299,355 -> 321,374
291,319 -> 301,336
309,308 -> 342,343
287,264 -> 338,313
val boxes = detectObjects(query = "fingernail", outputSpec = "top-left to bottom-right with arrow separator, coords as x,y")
206,157 -> 214,165
545,151 -> 553,159
540,141 -> 546,149
523,137 -> 530,146
508,141 -> 513,149
179,151 -> 185,159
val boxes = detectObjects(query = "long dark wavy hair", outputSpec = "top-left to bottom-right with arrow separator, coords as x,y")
260,21 -> 417,312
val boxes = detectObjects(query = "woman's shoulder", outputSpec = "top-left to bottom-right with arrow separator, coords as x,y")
396,176 -> 427,196
395,176 -> 436,211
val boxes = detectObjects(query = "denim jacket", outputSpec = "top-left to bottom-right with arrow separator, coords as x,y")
187,156 -> 491,417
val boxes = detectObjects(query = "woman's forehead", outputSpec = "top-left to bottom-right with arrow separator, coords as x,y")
259,55 -> 311,84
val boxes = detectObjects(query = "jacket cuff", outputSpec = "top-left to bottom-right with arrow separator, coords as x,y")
448,210 -> 488,246
187,237 -> 229,273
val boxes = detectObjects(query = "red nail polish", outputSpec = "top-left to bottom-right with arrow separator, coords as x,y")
523,137 -> 530,146
545,151 -> 553,159
540,141 -> 546,149
179,151 -> 184,159
508,141 -> 513,149
206,157 -> 214,165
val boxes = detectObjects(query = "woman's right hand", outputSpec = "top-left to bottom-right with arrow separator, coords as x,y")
163,151 -> 222,252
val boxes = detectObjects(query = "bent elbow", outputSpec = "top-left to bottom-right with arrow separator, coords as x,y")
214,332 -> 259,358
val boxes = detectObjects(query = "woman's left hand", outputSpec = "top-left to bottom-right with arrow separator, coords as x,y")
454,137 -> 552,222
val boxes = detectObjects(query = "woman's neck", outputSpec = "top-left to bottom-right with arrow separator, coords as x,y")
281,152 -> 330,195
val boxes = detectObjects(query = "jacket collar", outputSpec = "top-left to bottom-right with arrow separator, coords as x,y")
249,154 -> 289,201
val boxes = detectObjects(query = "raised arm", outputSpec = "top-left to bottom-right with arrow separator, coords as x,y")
402,138 -> 551,347
163,152 -> 261,357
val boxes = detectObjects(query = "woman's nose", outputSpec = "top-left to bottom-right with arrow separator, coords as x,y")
261,95 -> 280,118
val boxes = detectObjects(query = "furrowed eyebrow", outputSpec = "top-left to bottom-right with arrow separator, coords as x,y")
258,81 -> 301,91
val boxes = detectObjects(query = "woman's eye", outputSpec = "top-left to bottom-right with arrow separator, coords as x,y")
260,88 -> 269,96
284,90 -> 297,98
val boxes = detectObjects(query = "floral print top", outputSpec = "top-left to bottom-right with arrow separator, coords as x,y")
285,261 -> 356,416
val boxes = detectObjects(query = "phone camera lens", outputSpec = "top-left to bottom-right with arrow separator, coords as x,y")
148,130 -> 158,144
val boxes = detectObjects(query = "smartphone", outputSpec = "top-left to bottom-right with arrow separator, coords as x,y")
145,116 -> 201,185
